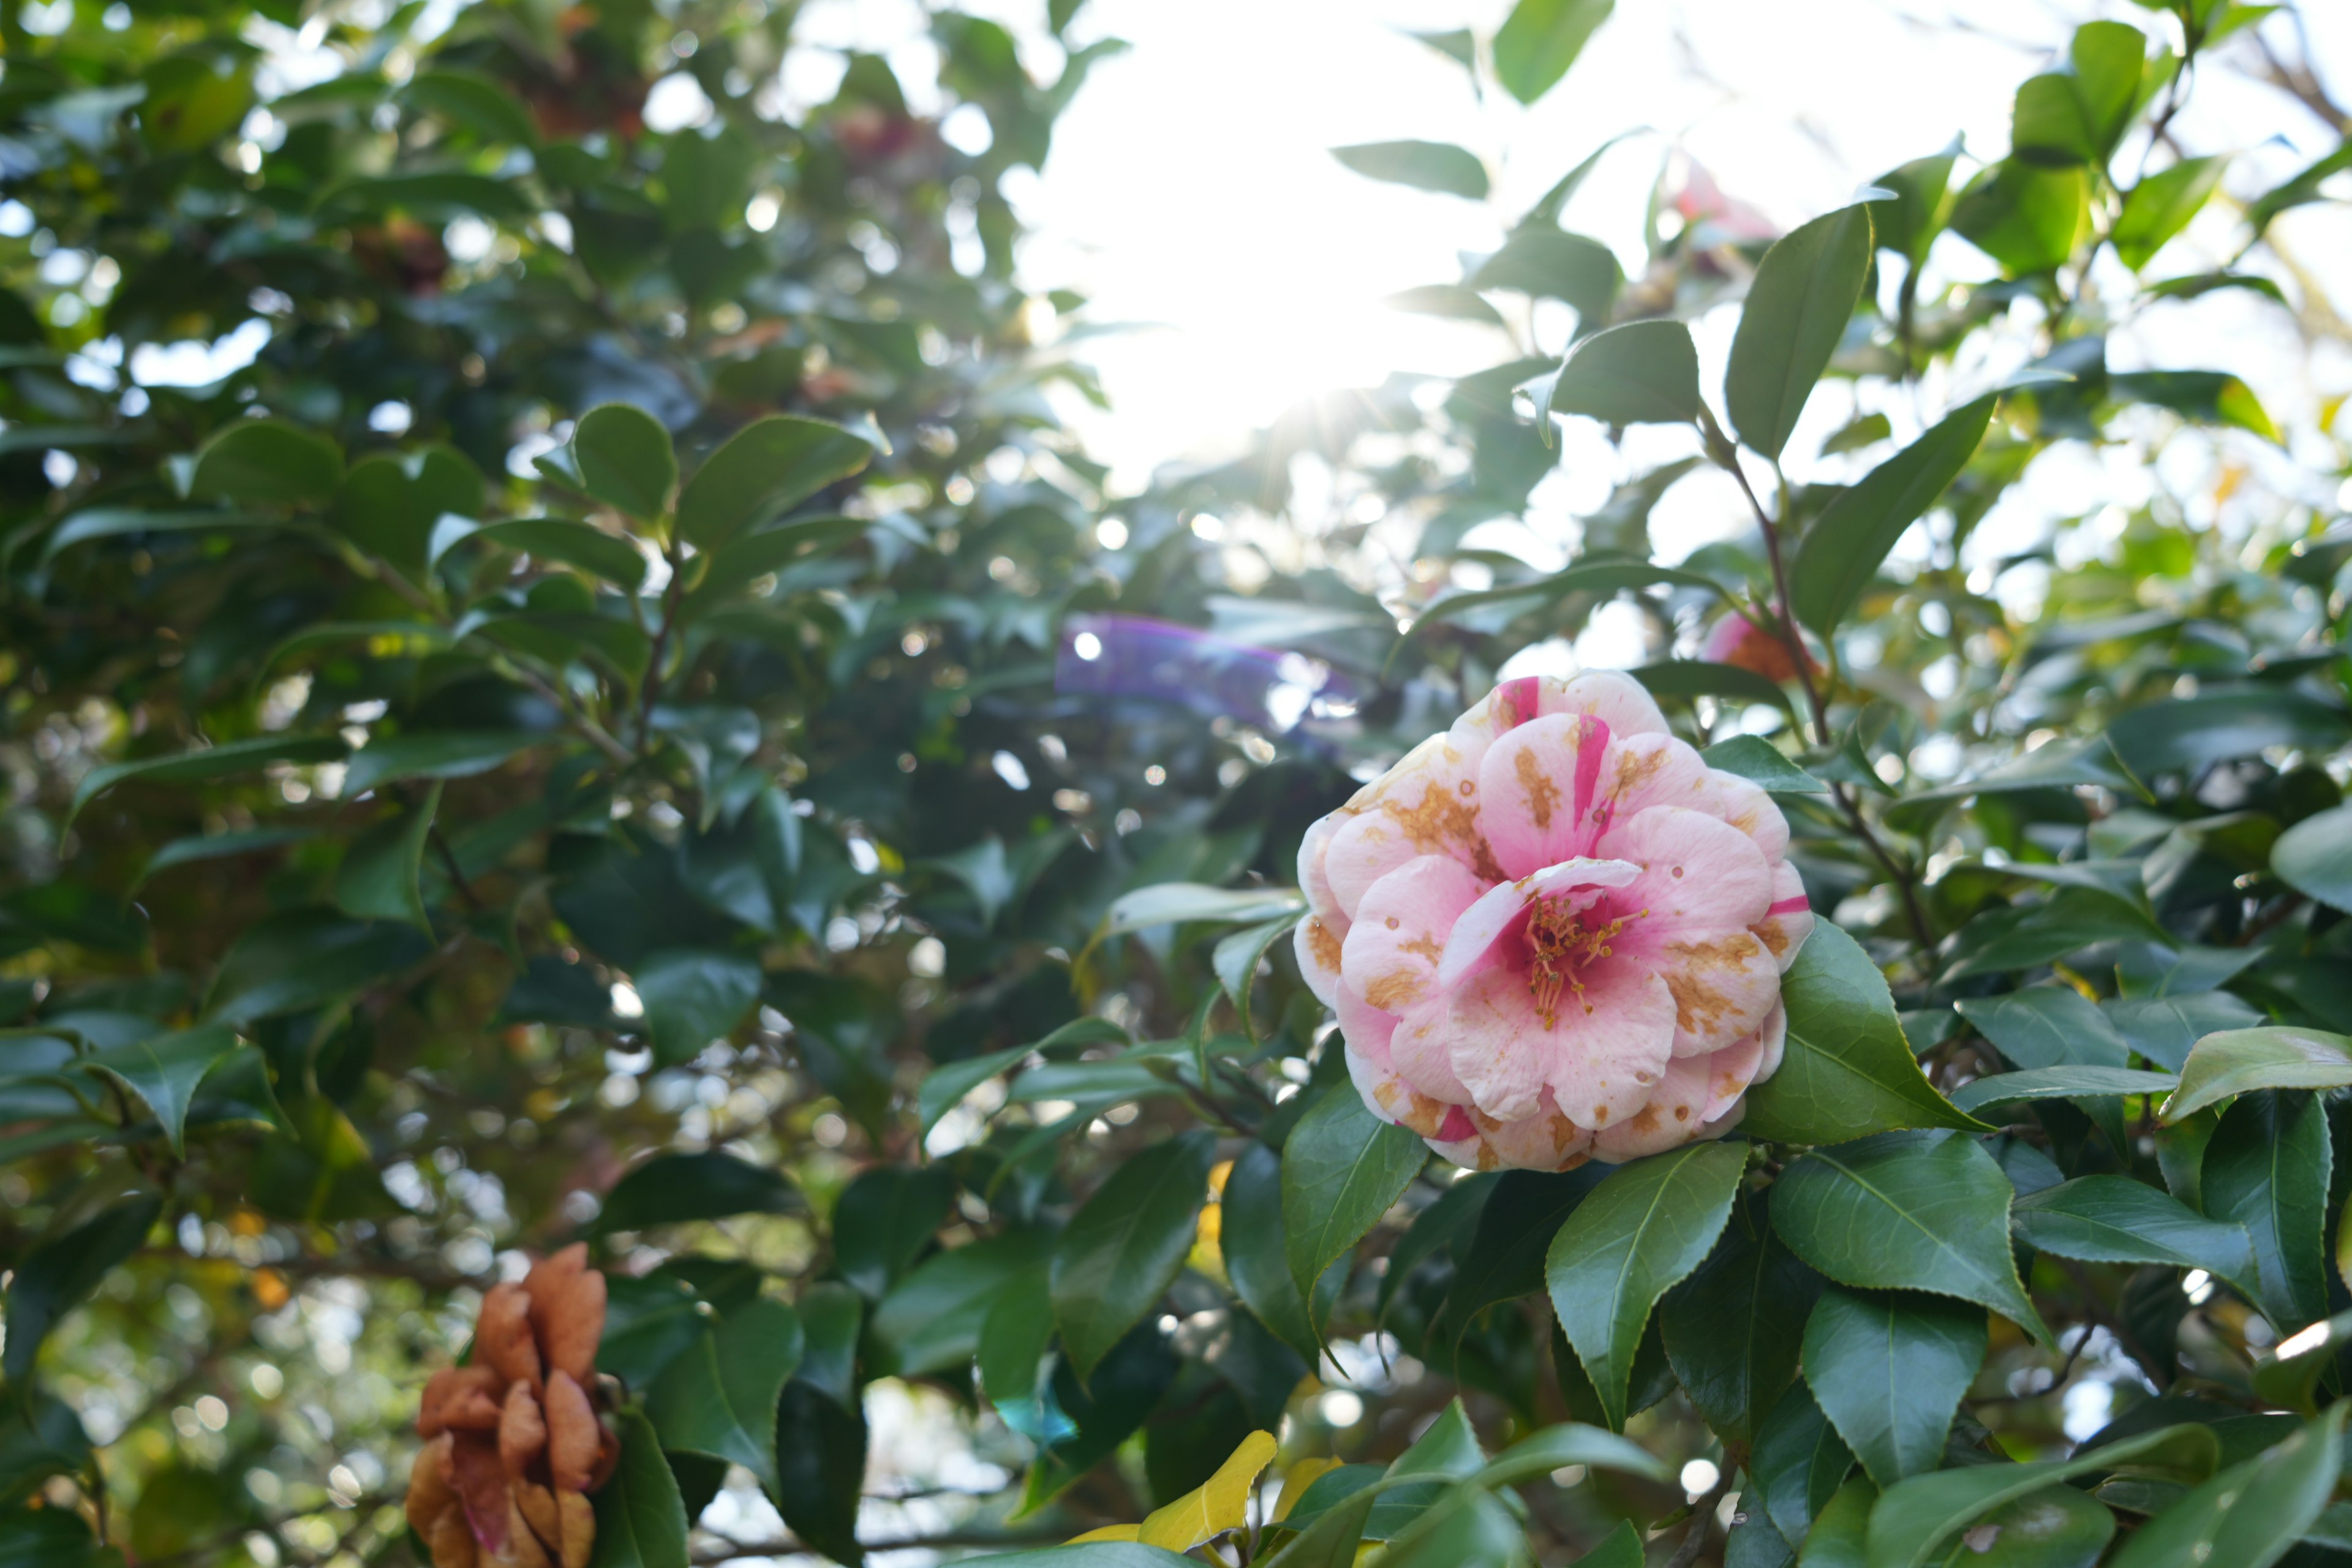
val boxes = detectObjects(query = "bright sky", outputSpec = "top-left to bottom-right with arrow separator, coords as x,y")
1015,0 -> 2351,497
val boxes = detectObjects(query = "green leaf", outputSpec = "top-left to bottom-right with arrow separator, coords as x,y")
2247,140 -> 2352,233
1281,1089 -> 1427,1296
2271,803 -> 2352,913
472,518 -> 649,589
1102,882 -> 1305,938
1330,140 -> 1488,200
1213,915 -> 1299,1023
1630,659 -> 1796,715
592,1150 -> 799,1234
1566,1520 -> 1642,1568
1739,924 -> 1989,1145
1222,1143 -> 1321,1362
1955,988 -> 2130,1071
1727,202 -> 1876,460
587,1408 -> 692,1568
571,404 -> 677,522
1383,285 -> 1505,325
203,910 -> 429,1025
402,67 -> 538,146
1542,318 -> 1702,426
1750,1383 -> 1854,1552
342,731 -> 543,796
69,733 -> 348,826
687,515 -> 869,606
1790,394 -> 1994,633
37,506 -> 272,564
2108,690 -> 2346,777
1801,1284 -> 1985,1486
1436,1168 -> 1603,1349
2,1195 -> 161,1384
187,420 -> 344,511
1473,1423 -> 1671,1487
1951,161 -> 2088,275
957,1549 -> 1194,1568
631,949 -> 761,1068
1379,1173 -> 1496,1322
336,446 -> 486,574
2109,371 -> 2281,441
647,1298 -> 804,1494
1374,1488 -> 1521,1568
1772,1129 -> 2048,1341
1469,230 -> 1621,322
2159,1027 -> 2352,1123
831,1165 -> 955,1299
871,1231 -> 1054,1378
1660,1191 -> 1822,1446
2203,1090 -> 2331,1332
1951,1067 -> 2177,1113
1491,0 -> 1613,104
1865,1420 -> 2217,1568
1700,736 -> 1829,794
915,1018 -> 1125,1137
1051,1130 -> 1216,1378
2067,20 -> 2149,161
2105,1405 -> 2345,1568
1259,1485 -> 1380,1568
77,1024 -> 239,1158
1805,1475 -> 1877,1567
1867,144 -> 1960,265
331,782 -> 441,932
1883,735 -> 2147,834
2010,1176 -> 2256,1296
1545,1140 -> 1746,1430
676,415 -> 876,550
1404,557 -> 1724,640
2105,993 -> 2261,1074
2113,156 -> 2227,270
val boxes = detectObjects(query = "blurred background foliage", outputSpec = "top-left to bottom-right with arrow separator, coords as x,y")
0,0 -> 2349,1565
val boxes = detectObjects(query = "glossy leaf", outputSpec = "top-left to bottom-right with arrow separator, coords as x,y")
646,1298 -> 804,1494
1052,1130 -> 1216,1378
2159,1027 -> 2352,1123
1469,230 -> 1621,320
1951,1067 -> 2176,1112
2090,1406 -> 2343,1568
1727,202 -> 1875,460
342,731 -> 543,796
1954,988 -> 2131,1071
570,403 -> 677,522
1801,1284 -> 1986,1486
1951,161 -> 2087,274
1546,1140 -> 1746,1428
1750,1382 -> 1855,1552
592,1150 -> 799,1234
2112,156 -> 2227,270
676,415 -> 876,549
1,1195 -> 162,1384
69,733 -> 349,826
1331,140 -> 1488,200
2203,1090 -> 2331,1333
472,518 -> 650,589
2012,1175 -> 2255,1293
1700,735 -> 1830,794
1660,1191 -> 1822,1445
1281,1088 -> 1426,1296
1773,1130 -> 2048,1341
631,949 -> 761,1068
1221,1143 -> 1320,1360
1543,318 -> 1702,426
1790,394 -> 1994,633
772,1379 -> 866,1564
1865,1422 -> 2214,1568
1491,0 -> 1614,104
831,1165 -> 956,1299
187,419 -> 343,510
77,1024 -> 239,1158
1740,924 -> 1988,1145
1137,1429 -> 1275,1550
2271,803 -> 2352,913
331,782 -> 440,931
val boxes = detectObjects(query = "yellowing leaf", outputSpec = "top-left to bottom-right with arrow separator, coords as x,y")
1208,1158 -> 1234,1198
1138,1429 -> 1279,1550
1188,1200 -> 1227,1283
1275,1457 -> 1343,1523
1065,1524 -> 1142,1544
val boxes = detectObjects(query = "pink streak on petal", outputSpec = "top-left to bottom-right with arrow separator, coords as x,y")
1436,1105 -> 1477,1141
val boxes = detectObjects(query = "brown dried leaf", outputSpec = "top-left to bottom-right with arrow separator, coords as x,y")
478,1283 -> 542,1392
541,1371 -> 600,1493
499,1382 -> 548,1480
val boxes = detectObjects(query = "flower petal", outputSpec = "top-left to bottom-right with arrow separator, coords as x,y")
1334,982 -> 1398,1068
1751,859 -> 1814,973
1434,858 -> 1638,992
1446,959 -> 1674,1127
1324,809 -> 1427,918
1602,805 -> 1775,935
1293,913 -> 1348,1006
1340,731 -> 1504,883
1340,855 -> 1485,1016
1478,713 -> 1614,876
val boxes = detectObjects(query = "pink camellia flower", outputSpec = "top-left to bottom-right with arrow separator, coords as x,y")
1700,609 -> 1811,684
1294,673 -> 1812,1171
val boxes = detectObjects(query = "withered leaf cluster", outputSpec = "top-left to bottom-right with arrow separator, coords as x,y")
406,1246 -> 616,1568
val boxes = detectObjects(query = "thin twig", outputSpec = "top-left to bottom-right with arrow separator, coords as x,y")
1664,1471 -> 1734,1568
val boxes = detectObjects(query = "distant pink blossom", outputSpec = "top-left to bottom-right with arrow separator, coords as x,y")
1701,610 -> 1811,683
1294,673 -> 1812,1170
